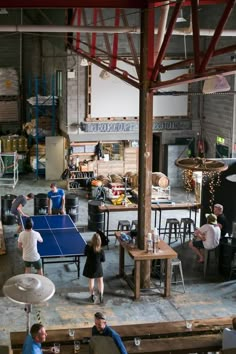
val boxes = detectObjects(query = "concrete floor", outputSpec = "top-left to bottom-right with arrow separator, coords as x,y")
0,175 -> 235,346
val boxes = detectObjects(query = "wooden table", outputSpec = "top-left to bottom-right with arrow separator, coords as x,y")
98,203 -> 138,238
151,202 -> 201,234
116,232 -> 177,299
99,202 -> 201,239
11,317 -> 232,353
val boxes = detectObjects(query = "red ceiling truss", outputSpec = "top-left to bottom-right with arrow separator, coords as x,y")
66,0 -> 236,92
5,0 -> 236,91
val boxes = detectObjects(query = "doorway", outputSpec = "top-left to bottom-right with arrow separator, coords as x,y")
153,133 -> 162,172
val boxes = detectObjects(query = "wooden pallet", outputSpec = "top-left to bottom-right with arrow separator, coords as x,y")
0,220 -> 6,255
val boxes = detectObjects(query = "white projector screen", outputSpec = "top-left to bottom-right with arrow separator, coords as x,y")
90,60 -> 188,118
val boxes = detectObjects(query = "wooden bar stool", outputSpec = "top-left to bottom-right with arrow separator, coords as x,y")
204,246 -> 219,278
164,218 -> 181,245
180,218 -> 195,244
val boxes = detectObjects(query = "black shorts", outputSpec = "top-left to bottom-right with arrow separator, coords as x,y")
52,209 -> 64,215
12,211 -> 21,225
192,239 -> 204,249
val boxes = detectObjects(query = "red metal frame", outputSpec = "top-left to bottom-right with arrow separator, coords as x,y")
5,0 -> 235,90
5,0 -> 228,7
110,8 -> 120,69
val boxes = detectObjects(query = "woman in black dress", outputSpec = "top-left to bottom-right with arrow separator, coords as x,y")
83,233 -> 105,303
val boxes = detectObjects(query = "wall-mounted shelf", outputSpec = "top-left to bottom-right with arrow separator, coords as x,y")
67,171 -> 94,190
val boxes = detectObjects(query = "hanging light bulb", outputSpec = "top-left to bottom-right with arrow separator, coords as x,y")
176,9 -> 187,23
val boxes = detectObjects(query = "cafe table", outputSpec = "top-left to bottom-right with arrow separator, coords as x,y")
99,202 -> 201,239
115,232 -> 177,299
98,203 -> 138,238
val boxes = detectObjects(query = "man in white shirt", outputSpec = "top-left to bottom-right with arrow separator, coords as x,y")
189,213 -> 221,263
222,317 -> 236,350
18,217 -> 44,275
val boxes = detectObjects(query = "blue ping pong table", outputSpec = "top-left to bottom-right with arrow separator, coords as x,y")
21,215 -> 87,277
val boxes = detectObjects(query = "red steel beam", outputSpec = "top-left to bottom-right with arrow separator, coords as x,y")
5,0 -> 146,8
151,0 -> 184,82
98,9 -> 112,57
72,47 -> 140,88
147,3 -> 155,80
150,64 -> 236,90
199,0 -> 235,72
91,8 -> 98,57
110,8 -> 120,69
5,0 -> 228,8
121,9 -> 140,79
191,0 -> 201,72
76,9 -> 81,50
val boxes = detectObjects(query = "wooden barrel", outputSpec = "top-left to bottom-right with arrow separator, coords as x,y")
152,172 -> 169,188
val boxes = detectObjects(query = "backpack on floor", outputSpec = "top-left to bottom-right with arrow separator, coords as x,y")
97,229 -> 109,247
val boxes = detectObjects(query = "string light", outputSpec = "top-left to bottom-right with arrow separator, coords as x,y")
182,169 -> 222,209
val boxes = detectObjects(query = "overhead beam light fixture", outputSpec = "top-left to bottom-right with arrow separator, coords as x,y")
202,75 -> 230,94
99,69 -> 110,80
80,58 -> 89,67
176,9 -> 186,23
0,8 -> 8,15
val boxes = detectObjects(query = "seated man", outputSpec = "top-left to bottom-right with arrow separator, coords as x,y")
189,213 -> 221,263
22,323 -> 50,354
92,312 -> 127,354
222,317 -> 236,350
213,203 -> 229,239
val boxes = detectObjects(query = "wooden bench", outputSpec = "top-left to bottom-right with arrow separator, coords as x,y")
10,317 -> 231,353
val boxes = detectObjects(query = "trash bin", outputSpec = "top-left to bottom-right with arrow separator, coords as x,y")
34,193 -> 48,215
65,193 -> 79,223
88,200 -> 104,231
1,194 -> 16,225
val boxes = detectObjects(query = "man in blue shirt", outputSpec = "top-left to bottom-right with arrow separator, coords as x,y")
222,317 -> 236,350
92,312 -> 128,354
47,183 -> 65,215
22,323 -> 48,354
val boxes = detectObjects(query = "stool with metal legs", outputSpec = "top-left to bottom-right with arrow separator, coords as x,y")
171,258 -> 185,293
115,220 -> 131,245
164,218 -> 182,245
131,220 -> 138,230
204,246 -> 219,278
180,217 -> 195,244
158,258 -> 185,293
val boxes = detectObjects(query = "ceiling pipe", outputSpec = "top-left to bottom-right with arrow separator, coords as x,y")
0,25 -> 236,37
155,1 -> 170,58
0,25 -> 137,33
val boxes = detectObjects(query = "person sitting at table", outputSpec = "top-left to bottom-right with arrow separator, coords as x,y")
91,312 -> 128,354
22,323 -> 52,354
222,317 -> 236,350
83,233 -> 105,303
213,203 -> 229,239
189,213 -> 221,263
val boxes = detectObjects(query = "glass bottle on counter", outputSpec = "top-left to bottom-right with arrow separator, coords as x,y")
153,227 -> 160,253
146,233 -> 153,253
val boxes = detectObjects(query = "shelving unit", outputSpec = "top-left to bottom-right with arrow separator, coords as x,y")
26,75 -> 57,179
151,186 -> 171,201
0,152 -> 19,188
67,171 -> 94,190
